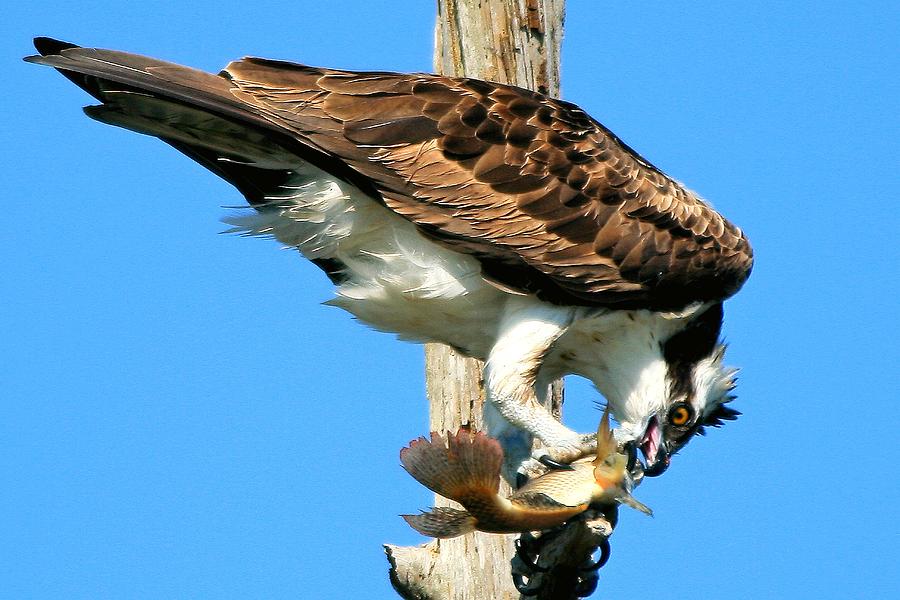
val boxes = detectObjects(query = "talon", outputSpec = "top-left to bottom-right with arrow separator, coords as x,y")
538,455 -> 575,471
579,538 -> 611,572
515,471 -> 528,489
512,572 -> 541,596
518,530 -> 541,549
575,571 -> 599,597
514,538 -> 548,573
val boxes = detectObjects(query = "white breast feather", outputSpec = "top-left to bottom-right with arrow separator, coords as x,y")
222,163 -> 507,355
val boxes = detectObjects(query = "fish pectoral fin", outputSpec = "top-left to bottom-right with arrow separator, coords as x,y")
619,493 -> 653,517
402,507 -> 478,539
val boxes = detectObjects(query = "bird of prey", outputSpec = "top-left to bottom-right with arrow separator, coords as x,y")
27,37 -> 751,480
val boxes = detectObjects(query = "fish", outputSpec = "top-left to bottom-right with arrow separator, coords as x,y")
400,410 -> 651,538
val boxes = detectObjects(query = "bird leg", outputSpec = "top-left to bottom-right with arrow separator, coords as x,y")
484,301 -> 597,482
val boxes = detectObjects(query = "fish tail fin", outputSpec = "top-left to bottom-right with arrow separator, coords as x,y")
400,428 -> 503,502
401,507 -> 478,538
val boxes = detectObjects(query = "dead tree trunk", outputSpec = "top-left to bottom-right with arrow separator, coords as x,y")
385,2 -> 614,599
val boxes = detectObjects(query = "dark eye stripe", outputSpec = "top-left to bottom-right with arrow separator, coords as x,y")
663,303 -> 723,365
663,302 -> 724,399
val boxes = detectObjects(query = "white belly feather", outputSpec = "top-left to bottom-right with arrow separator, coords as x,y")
223,164 -> 509,358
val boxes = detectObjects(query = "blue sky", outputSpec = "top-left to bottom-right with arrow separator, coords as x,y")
3,2 -> 897,598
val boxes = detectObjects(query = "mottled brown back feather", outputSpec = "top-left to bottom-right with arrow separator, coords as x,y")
28,39 -> 752,309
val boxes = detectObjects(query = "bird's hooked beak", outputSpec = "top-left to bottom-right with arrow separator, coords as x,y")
630,415 -> 670,478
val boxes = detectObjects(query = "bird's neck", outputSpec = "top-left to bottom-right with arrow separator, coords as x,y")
545,309 -> 690,428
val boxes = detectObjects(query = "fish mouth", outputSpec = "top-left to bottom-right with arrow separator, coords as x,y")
636,416 -> 669,477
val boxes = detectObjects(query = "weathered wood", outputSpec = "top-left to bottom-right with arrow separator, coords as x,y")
384,3 -> 620,600
386,346 -> 521,600
433,0 -> 564,96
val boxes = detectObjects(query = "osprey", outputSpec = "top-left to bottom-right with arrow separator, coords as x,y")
27,38 -> 751,479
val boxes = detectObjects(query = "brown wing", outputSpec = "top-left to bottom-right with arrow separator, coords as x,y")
28,38 -> 752,310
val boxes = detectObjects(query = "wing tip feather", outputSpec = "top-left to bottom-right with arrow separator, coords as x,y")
33,36 -> 78,57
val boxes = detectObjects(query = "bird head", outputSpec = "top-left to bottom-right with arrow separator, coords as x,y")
613,303 -> 741,477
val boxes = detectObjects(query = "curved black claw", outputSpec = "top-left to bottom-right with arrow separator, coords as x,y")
575,570 -> 599,597
580,538 -> 611,572
517,530 -> 541,550
512,572 -> 541,597
539,455 -> 576,471
514,538 -> 549,573
515,471 -> 528,490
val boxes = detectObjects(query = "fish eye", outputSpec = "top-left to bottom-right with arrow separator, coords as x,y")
668,403 -> 694,427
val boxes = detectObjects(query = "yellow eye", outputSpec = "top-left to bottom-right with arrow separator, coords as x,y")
669,404 -> 694,426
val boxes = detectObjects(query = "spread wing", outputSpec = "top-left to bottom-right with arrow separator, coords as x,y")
28,38 -> 752,310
